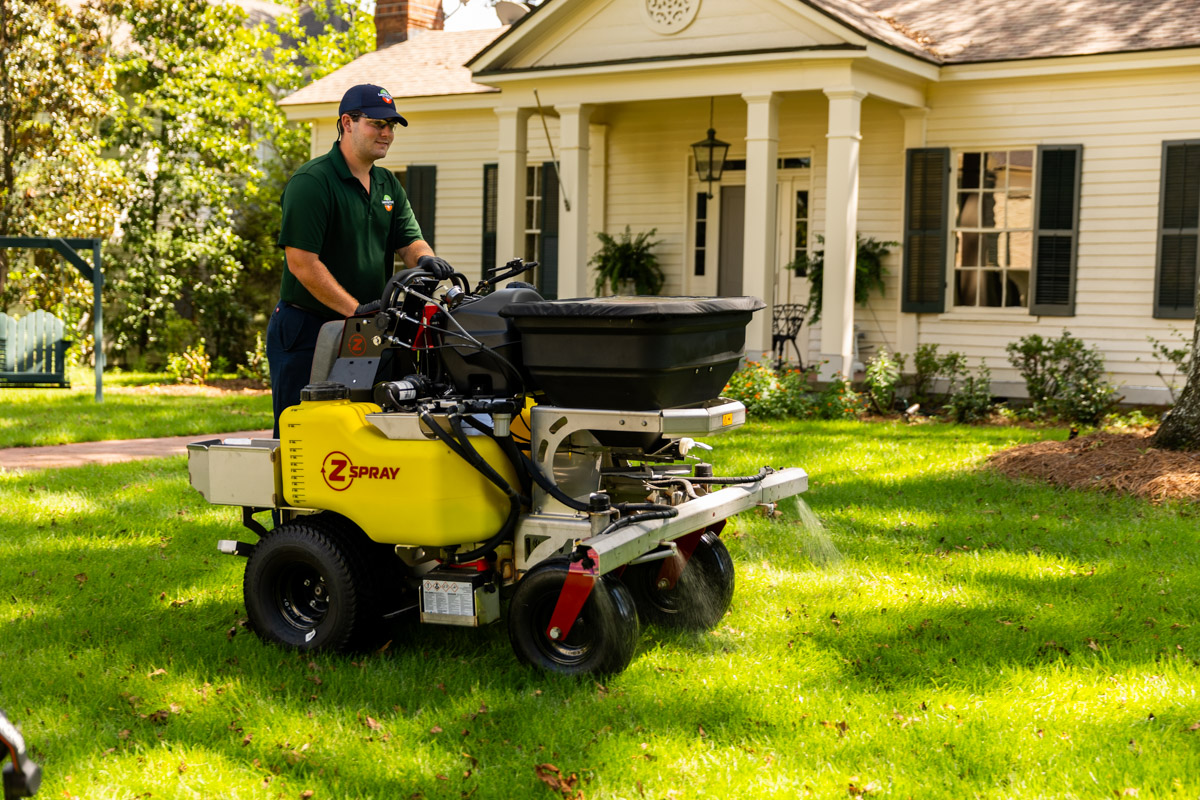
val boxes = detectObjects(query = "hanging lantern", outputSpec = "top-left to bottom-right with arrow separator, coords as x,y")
691,98 -> 729,199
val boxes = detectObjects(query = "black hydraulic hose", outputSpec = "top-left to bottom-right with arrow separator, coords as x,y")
443,411 -> 523,564
518,450 -> 591,512
461,414 -> 534,500
596,507 -> 679,537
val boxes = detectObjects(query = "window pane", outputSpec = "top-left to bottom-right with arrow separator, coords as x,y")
982,232 -> 1001,267
1007,269 -> 1030,307
957,192 -> 980,227
696,192 -> 707,220
1009,231 -> 1032,267
958,152 -> 982,189
695,221 -> 706,241
985,152 -> 1008,189
526,166 -> 537,195
979,192 -> 999,228
1006,193 -> 1032,229
524,233 -> 538,261
955,270 -> 978,305
796,220 -> 807,250
525,200 -> 536,230
979,270 -> 1004,307
796,190 -> 808,219
956,231 -> 981,267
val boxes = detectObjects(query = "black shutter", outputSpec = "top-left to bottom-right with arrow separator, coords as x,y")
1031,145 -> 1082,316
406,164 -> 436,250
481,163 -> 497,273
1155,141 -> 1200,318
902,148 -> 950,313
539,161 -> 560,300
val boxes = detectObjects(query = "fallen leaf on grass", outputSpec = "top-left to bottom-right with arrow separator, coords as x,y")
75,573 -> 87,585
535,763 -> 584,800
1188,721 -> 1200,732
147,668 -> 167,679
430,726 -> 443,734
847,778 -> 881,796
300,791 -> 314,799
363,716 -> 382,731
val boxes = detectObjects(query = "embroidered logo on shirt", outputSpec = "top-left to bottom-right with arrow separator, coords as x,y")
382,194 -> 394,212
378,89 -> 394,105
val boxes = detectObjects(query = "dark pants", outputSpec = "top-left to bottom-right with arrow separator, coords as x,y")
266,302 -> 329,437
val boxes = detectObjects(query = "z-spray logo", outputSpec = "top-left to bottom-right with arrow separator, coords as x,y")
321,451 -> 400,491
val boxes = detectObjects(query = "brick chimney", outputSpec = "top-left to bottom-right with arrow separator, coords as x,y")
376,0 -> 445,49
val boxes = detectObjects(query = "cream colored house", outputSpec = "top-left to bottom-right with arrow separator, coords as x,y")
280,0 -> 1200,403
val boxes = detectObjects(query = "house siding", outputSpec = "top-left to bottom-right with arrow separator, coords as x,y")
916,67 -> 1200,398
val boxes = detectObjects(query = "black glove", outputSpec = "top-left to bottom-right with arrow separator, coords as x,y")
417,254 -> 455,280
353,299 -> 381,316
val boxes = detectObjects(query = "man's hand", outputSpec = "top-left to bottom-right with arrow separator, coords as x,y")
354,300 -> 381,316
417,255 -> 455,280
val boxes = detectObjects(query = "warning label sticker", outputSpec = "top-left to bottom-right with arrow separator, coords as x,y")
423,579 -> 475,617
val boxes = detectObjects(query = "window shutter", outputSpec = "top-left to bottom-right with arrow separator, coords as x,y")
1031,145 -> 1082,316
481,163 -> 497,272
406,164 -> 436,250
1155,141 -> 1200,319
902,148 -> 950,313
539,161 -> 560,299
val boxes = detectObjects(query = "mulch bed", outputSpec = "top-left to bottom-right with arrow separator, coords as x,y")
987,429 -> 1200,503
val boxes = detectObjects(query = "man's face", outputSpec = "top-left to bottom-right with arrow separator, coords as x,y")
342,114 -> 396,163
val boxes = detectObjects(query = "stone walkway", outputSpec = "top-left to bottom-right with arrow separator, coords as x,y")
0,430 -> 273,471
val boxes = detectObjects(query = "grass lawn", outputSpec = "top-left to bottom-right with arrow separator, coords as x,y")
1,419 -> 1198,798
0,369 -> 271,448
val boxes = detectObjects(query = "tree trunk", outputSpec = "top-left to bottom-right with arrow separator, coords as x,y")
1152,305 -> 1200,450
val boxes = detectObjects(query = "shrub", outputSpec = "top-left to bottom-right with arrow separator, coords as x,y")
816,372 -> 866,419
724,360 -> 820,418
166,339 -> 211,385
1005,331 -> 1119,425
1146,329 -> 1191,403
865,346 -> 905,414
801,235 -> 898,325
944,359 -> 994,423
237,331 -> 270,384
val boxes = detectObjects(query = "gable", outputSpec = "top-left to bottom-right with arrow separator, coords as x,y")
480,0 -> 856,72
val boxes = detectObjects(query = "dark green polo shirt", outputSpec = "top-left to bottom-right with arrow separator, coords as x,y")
277,143 -> 424,319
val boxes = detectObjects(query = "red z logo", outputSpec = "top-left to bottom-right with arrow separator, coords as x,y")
321,451 -> 353,491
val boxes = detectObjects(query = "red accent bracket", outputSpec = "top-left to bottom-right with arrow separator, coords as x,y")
546,549 -> 599,640
655,521 -> 725,590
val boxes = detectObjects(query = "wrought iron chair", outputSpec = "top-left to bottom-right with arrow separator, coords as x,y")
771,302 -> 808,371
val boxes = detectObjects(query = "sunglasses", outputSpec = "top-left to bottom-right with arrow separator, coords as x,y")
353,117 -> 398,132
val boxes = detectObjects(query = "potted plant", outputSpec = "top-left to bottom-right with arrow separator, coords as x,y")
590,226 -> 665,296
795,234 -> 897,323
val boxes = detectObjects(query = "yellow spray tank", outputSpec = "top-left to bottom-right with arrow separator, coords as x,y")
278,396 -> 520,548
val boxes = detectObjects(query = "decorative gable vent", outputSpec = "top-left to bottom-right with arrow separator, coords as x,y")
642,0 -> 701,35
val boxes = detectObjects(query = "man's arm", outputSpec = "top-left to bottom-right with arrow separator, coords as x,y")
396,239 -> 434,269
284,247 -> 359,317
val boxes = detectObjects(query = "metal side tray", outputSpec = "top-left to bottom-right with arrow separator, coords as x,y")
187,438 -> 283,508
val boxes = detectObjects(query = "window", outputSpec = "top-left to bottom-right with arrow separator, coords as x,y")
952,150 -> 1033,308
903,145 -> 1081,315
1155,141 -> 1200,318
693,193 -> 707,276
793,190 -> 809,271
482,163 -> 498,271
524,164 -> 543,264
481,162 -> 558,297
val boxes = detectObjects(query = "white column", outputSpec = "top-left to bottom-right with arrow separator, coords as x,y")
897,107 -> 928,360
495,107 -> 531,271
742,92 -> 780,357
557,103 -> 594,298
820,87 -> 865,379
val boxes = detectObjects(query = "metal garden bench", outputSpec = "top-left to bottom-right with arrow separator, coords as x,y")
0,310 -> 71,388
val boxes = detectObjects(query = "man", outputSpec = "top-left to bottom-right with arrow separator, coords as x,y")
267,83 -> 455,435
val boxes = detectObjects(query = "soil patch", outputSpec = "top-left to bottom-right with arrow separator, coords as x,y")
987,429 -> 1200,503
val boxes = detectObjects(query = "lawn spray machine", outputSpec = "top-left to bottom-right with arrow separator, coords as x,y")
188,259 -> 808,675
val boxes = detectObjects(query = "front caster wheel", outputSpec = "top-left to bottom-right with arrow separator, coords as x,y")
623,531 -> 735,631
243,523 -> 363,652
508,559 -> 640,676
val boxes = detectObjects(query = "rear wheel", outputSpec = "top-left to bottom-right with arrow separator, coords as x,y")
244,522 -> 363,652
623,531 -> 734,631
508,559 -> 640,676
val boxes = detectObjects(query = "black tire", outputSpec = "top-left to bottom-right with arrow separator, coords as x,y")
244,522 -> 365,652
508,559 -> 640,676
622,531 -> 735,631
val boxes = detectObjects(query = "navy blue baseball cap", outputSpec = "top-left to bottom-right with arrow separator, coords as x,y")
338,84 -> 408,127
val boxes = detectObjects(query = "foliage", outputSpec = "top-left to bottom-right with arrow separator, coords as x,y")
1146,328 -> 1191,403
816,371 -> 866,419
944,358 -> 994,422
236,330 -> 270,383
1,0 -> 373,370
1006,331 -> 1120,424
0,0 -> 123,359
590,226 -> 665,295
722,358 -> 814,418
165,338 -> 211,385
800,234 -> 897,324
864,346 -> 904,414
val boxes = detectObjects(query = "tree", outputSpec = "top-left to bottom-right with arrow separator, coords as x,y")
0,0 -> 122,354
1152,315 -> 1200,450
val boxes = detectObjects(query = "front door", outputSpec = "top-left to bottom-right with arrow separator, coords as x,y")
717,185 -> 745,297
